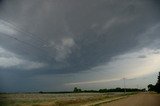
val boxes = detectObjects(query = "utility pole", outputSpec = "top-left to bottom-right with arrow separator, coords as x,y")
123,78 -> 126,94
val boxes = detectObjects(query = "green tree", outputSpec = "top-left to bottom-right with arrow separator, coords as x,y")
148,84 -> 155,91
155,72 -> 160,93
74,87 -> 78,92
73,87 -> 81,92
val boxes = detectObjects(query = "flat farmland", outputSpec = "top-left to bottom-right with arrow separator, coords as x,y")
0,92 -> 131,106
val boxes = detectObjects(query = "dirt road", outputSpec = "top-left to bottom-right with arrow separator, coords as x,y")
98,93 -> 160,106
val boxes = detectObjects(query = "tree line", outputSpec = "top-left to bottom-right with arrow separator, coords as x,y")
73,87 -> 145,93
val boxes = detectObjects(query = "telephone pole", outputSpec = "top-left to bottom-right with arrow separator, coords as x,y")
123,78 -> 126,94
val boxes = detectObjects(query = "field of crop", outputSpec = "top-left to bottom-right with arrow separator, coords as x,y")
0,92 -> 132,106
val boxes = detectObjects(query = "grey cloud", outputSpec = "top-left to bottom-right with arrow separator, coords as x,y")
0,0 -> 160,91
137,55 -> 147,58
0,0 -> 160,74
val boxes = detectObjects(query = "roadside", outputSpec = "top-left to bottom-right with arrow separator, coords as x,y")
97,92 -> 160,106
82,93 -> 135,106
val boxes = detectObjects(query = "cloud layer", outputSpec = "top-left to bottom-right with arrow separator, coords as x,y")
0,0 -> 160,92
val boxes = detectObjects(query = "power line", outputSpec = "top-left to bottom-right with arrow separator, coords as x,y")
0,18 -> 49,46
0,33 -> 55,61
0,18 -> 58,61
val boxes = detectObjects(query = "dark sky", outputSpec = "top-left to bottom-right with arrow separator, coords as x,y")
0,0 -> 160,92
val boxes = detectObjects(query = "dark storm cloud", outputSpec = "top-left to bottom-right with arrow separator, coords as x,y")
0,0 -> 160,76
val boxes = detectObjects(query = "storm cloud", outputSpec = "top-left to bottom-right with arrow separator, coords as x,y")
0,0 -> 160,92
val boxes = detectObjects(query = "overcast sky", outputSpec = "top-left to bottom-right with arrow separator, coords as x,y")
0,0 -> 160,92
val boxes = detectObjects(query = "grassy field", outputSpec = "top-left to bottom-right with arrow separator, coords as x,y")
0,92 -> 135,106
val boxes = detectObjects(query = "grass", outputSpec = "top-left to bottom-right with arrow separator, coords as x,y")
0,92 -> 137,106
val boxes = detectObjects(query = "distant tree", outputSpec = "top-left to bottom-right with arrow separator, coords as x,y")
39,91 -> 43,94
141,88 -> 146,92
78,88 -> 82,92
74,87 -> 78,92
155,72 -> 160,93
73,87 -> 81,92
148,84 -> 155,91
115,87 -> 121,92
148,72 -> 160,93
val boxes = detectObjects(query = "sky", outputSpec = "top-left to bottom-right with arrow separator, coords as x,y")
0,0 -> 160,92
